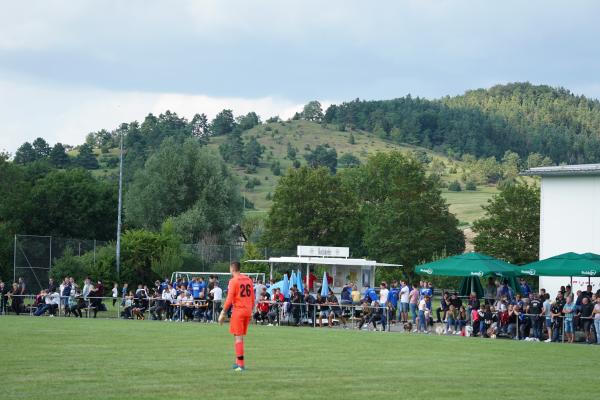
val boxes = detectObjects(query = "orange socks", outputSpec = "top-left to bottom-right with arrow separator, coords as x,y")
235,341 -> 245,367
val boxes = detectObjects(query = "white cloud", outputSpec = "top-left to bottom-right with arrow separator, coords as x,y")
0,1 -> 86,50
0,79 -> 312,153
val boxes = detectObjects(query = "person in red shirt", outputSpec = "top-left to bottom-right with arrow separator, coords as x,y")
219,261 -> 255,372
254,295 -> 270,323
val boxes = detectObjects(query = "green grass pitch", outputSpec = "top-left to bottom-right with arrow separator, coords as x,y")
0,316 -> 597,400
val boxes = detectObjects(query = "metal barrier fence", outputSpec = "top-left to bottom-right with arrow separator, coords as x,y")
2,295 -> 599,345
253,302 -> 395,331
0,295 -> 224,322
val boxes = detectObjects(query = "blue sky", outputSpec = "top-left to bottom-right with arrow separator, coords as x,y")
2,0 -> 600,152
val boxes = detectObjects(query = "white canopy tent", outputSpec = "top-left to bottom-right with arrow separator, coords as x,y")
245,246 -> 401,292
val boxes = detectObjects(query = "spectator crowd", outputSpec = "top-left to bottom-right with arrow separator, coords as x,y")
2,274 -> 599,345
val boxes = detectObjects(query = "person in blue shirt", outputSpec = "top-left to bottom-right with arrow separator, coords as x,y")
519,279 -> 531,298
340,283 -> 352,305
388,282 -> 400,322
189,278 -> 203,300
513,294 -> 524,309
198,277 -> 207,294
420,281 -> 433,313
160,279 -> 169,292
363,286 -> 378,303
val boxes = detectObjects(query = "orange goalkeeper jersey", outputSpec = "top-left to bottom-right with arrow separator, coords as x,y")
224,274 -> 255,316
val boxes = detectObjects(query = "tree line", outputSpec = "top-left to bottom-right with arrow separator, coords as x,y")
323,82 -> 600,164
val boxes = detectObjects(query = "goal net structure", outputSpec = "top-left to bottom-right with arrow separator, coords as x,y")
170,271 -> 266,292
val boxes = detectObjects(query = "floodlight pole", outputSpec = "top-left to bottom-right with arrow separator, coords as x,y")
116,131 -> 124,280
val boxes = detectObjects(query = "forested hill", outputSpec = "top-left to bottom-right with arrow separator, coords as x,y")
324,82 -> 600,163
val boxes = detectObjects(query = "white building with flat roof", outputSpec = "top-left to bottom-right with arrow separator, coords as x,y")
522,164 -> 600,296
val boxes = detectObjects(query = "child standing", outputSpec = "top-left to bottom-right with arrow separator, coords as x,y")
112,282 -> 118,307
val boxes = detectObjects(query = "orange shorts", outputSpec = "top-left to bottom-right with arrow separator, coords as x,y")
229,313 -> 251,336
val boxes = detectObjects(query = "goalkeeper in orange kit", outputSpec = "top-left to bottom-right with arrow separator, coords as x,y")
219,261 -> 255,372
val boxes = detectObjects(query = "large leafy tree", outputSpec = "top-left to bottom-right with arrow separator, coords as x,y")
76,143 -> 99,169
302,101 -> 324,122
32,138 -> 51,159
219,130 -> 245,165
49,143 -> 70,168
243,136 -> 264,166
304,145 -> 337,174
0,158 -> 32,278
120,228 -> 180,284
473,182 -> 540,264
191,113 -> 210,143
14,142 -> 38,164
210,109 -> 236,136
343,151 -> 465,270
125,137 -> 242,243
262,166 -> 360,251
27,168 -> 117,240
236,112 -> 261,130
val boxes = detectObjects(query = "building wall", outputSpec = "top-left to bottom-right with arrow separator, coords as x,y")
539,175 -> 600,296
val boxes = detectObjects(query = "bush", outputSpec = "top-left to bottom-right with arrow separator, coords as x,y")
151,247 -> 183,281
465,181 -> 477,191
448,180 -> 462,192
50,249 -> 87,283
243,197 -> 255,209
51,243 -> 118,286
412,150 -> 431,164
81,244 -> 117,284
270,160 -> 281,176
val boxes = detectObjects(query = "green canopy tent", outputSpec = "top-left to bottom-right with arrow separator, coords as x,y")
458,276 -> 485,298
518,252 -> 600,278
415,252 -> 519,298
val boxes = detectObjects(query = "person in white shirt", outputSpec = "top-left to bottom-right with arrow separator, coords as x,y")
112,283 -> 118,306
399,281 -> 410,323
49,291 -> 61,307
210,284 -> 223,301
174,291 -> 193,321
162,284 -> 176,320
210,283 -> 223,321
82,278 -> 92,300
417,295 -> 430,333
34,291 -> 60,316
379,282 -> 389,306
254,280 -> 266,305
